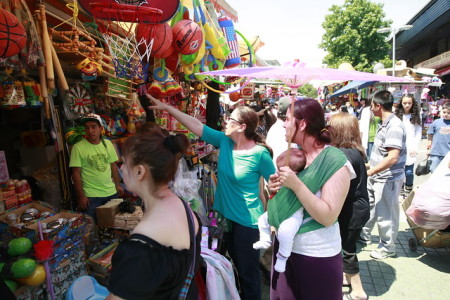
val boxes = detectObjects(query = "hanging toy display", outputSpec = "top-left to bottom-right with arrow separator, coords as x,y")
0,8 -> 28,58
126,92 -> 146,127
18,69 -> 42,106
218,15 -> 241,68
66,83 -> 94,117
64,126 -> 86,145
75,58 -> 103,81
0,68 -> 26,107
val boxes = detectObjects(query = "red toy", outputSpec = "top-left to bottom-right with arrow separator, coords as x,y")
136,22 -> 173,59
0,8 -> 27,58
172,20 -> 203,55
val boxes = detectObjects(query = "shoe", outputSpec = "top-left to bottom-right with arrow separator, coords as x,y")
357,238 -> 372,245
370,249 -> 396,259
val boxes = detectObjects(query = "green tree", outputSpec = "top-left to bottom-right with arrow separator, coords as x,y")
297,83 -> 317,98
319,0 -> 392,72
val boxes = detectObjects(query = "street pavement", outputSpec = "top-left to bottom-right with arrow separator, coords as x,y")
353,139 -> 450,300
262,138 -> 450,300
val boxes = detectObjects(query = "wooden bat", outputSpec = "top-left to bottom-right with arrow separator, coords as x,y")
39,5 -> 55,90
50,42 -> 69,92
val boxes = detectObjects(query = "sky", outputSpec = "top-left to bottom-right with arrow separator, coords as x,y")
225,0 -> 431,67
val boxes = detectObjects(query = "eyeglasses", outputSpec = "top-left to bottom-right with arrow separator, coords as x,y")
225,116 -> 243,124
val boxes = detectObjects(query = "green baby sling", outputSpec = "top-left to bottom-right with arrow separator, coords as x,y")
268,146 -> 347,234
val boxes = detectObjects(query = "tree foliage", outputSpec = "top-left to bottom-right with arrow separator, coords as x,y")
319,0 -> 392,72
297,83 -> 317,98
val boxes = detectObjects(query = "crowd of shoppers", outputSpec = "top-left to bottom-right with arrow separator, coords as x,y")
74,88 -> 446,300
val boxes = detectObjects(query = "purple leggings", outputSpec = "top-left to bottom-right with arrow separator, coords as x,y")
270,238 -> 343,300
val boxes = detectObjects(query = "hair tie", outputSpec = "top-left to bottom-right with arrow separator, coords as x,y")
321,128 -> 328,133
163,135 -> 177,154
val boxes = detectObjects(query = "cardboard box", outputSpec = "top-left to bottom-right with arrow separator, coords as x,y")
0,201 -> 56,224
87,242 -> 118,275
96,198 -> 123,228
26,211 -> 86,243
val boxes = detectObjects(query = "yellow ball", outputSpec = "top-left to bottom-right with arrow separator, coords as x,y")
16,265 -> 46,286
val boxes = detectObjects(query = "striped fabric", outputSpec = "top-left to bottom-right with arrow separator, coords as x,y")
178,199 -> 196,300
219,16 -> 240,63
370,113 -> 407,182
178,273 -> 194,300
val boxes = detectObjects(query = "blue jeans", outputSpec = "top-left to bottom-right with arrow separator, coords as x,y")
87,193 -> 118,222
366,142 -> 374,161
405,164 -> 414,187
429,155 -> 444,173
224,221 -> 261,300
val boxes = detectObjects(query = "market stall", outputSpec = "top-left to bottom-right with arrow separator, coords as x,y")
0,0 -> 249,298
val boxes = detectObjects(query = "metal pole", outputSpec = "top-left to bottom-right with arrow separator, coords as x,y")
392,28 -> 396,77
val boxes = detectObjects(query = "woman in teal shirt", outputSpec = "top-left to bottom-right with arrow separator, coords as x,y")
147,94 -> 275,300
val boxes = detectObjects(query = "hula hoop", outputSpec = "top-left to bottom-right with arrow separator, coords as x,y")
200,78 -> 252,94
207,76 -> 246,85
202,30 -> 254,84
235,30 -> 255,67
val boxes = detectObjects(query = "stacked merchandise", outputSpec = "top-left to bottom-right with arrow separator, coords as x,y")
0,207 -> 88,299
27,211 -> 88,299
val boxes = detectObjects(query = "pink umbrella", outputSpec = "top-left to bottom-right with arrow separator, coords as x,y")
199,61 -> 409,88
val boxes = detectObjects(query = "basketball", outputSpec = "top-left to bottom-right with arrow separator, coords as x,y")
0,8 -> 27,58
136,22 -> 173,59
229,92 -> 240,102
165,46 -> 179,72
172,20 -> 203,55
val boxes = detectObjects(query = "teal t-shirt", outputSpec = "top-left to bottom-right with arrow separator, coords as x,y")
69,138 -> 118,197
201,125 -> 276,228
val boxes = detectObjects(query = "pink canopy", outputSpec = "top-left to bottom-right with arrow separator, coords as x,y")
198,62 -> 409,88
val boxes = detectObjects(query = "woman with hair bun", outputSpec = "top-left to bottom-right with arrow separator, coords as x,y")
107,127 -> 201,300
146,93 -> 275,300
268,99 -> 354,299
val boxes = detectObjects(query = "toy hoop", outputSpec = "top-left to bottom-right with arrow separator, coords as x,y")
235,30 -> 255,67
90,2 -> 163,80
89,2 -> 162,22
200,78 -> 252,94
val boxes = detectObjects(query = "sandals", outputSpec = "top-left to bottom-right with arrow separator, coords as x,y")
343,292 -> 369,300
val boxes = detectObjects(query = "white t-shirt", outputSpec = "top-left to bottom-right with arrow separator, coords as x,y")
290,161 -> 356,257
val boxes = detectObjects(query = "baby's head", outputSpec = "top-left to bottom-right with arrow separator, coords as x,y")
276,148 -> 306,173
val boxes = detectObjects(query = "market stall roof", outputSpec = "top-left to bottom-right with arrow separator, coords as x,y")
330,81 -> 377,98
208,0 -> 238,21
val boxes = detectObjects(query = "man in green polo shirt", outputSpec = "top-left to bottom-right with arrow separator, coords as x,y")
69,114 -> 123,221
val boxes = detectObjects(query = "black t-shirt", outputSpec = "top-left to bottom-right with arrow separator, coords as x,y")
338,148 -> 370,229
108,230 -> 201,300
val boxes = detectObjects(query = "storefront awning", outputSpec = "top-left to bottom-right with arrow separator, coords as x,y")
329,81 -> 377,98
436,66 -> 450,76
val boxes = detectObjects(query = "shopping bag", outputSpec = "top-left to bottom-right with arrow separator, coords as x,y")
415,158 -> 431,176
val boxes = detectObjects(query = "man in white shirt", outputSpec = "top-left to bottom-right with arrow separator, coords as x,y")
266,97 -> 297,164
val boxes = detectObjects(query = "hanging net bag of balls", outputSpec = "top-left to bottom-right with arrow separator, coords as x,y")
89,2 -> 162,81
